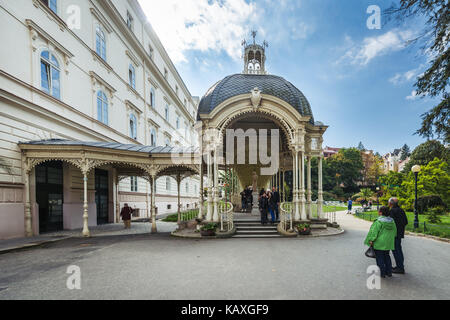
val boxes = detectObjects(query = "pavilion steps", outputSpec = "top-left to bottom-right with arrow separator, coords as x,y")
233,219 -> 281,238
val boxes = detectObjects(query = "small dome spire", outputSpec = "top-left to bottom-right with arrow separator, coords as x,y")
242,30 -> 268,75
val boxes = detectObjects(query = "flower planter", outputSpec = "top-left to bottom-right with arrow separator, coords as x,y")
296,227 -> 312,235
200,230 -> 216,237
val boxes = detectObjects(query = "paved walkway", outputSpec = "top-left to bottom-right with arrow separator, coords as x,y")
0,210 -> 448,299
0,221 -> 177,254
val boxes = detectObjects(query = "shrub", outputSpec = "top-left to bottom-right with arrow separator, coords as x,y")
417,195 -> 446,214
427,206 -> 445,224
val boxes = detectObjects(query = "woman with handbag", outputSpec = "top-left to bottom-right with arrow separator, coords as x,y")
364,206 -> 397,278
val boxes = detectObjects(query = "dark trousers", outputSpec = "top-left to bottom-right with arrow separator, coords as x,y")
374,249 -> 392,277
260,209 -> 268,224
392,237 -> 405,270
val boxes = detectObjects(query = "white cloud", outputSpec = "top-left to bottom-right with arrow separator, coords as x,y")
339,29 -> 414,66
138,0 -> 258,63
406,90 -> 419,100
389,66 -> 423,85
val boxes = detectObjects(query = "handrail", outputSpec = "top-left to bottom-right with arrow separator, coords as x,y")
219,201 -> 234,232
180,208 -> 199,222
280,202 -> 293,232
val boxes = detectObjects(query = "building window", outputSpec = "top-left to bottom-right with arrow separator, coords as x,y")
150,128 -> 156,147
97,91 -> 108,125
95,25 -> 106,61
40,51 -> 60,99
185,182 -> 189,193
175,85 -> 179,95
129,114 -> 137,140
150,88 -> 155,107
129,64 -> 136,89
164,68 -> 168,80
165,104 -> 169,122
165,137 -> 170,147
176,116 -> 180,130
42,0 -> 57,14
126,11 -> 134,31
166,177 -> 171,191
149,45 -> 154,60
130,176 -> 138,192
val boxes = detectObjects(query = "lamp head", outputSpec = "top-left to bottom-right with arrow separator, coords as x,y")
411,165 -> 421,173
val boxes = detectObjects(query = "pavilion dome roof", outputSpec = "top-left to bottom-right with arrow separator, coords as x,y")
197,73 -> 314,123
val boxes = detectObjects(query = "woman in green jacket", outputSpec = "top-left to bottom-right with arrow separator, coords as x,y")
364,206 -> 397,278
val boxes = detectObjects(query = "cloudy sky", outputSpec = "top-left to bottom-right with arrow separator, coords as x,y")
138,0 -> 437,155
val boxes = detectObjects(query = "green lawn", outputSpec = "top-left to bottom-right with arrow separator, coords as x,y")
355,210 -> 450,239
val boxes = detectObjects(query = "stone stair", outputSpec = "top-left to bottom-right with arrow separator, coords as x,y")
233,218 -> 281,238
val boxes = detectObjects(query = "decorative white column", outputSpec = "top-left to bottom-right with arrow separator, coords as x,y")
294,150 -> 300,221
212,149 -> 219,222
318,155 -> 324,219
150,175 -> 157,233
82,172 -> 90,237
206,150 -> 213,221
198,160 -> 204,219
300,151 -> 307,221
113,169 -> 119,223
176,173 -> 182,224
307,156 -> 312,219
24,167 -> 33,237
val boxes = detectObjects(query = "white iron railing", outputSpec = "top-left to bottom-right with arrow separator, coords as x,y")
219,201 -> 234,232
280,202 -> 293,232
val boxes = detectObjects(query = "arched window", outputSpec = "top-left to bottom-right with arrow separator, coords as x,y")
129,114 -> 137,140
40,50 -> 60,99
166,177 -> 171,191
150,128 -> 156,147
95,25 -> 106,61
129,64 -> 136,89
97,91 -> 108,125
150,88 -> 155,107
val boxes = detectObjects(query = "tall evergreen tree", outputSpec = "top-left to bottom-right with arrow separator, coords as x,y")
357,142 -> 366,151
400,144 -> 411,160
385,1 -> 449,143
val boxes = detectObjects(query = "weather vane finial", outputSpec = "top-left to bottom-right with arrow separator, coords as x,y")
251,30 -> 257,44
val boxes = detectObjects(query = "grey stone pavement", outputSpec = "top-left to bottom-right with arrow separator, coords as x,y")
0,212 -> 449,300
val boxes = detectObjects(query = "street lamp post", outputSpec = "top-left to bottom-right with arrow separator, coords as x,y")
412,165 -> 421,230
376,187 -> 380,210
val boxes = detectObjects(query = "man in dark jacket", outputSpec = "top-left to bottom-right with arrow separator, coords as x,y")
272,187 -> 280,221
259,192 -> 269,225
389,198 -> 408,274
120,203 -> 133,229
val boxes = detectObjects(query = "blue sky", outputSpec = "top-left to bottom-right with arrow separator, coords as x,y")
139,0 -> 438,155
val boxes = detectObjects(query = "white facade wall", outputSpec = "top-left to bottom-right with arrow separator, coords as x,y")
0,0 -> 200,238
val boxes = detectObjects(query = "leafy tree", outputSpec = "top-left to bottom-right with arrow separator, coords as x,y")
378,171 -> 407,205
367,156 -> 384,185
385,0 -> 450,143
402,140 -> 449,172
400,144 -> 411,161
401,158 -> 449,210
353,188 -> 374,201
327,148 -> 364,189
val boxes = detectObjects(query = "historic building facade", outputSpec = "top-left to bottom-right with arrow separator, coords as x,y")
0,0 -> 200,239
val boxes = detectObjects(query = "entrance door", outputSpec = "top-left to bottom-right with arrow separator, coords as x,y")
95,169 -> 109,225
36,161 -> 64,233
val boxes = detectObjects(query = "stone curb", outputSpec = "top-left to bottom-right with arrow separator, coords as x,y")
405,231 -> 450,243
0,236 -> 72,255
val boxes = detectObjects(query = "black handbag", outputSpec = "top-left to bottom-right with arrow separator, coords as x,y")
365,246 -> 376,259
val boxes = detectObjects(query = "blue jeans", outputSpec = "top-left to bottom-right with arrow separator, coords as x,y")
268,207 -> 275,222
274,205 -> 279,221
241,200 -> 246,210
374,249 -> 392,276
392,237 -> 405,270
